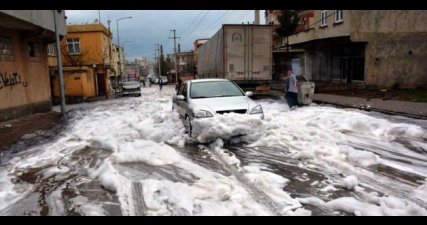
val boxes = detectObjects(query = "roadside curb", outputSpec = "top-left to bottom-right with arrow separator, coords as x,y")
313,100 -> 427,120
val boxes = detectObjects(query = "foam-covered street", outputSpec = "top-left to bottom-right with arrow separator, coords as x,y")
1,85 -> 426,216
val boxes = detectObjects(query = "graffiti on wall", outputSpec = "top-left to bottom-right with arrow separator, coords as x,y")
0,72 -> 28,89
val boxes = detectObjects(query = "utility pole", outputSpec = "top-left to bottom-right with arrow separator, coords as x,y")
156,44 -> 161,76
155,44 -> 159,76
255,10 -> 260,24
170,29 -> 179,83
160,44 -> 163,76
53,10 -> 66,116
98,10 -> 101,24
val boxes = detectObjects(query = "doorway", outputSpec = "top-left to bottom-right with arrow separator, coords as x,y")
96,73 -> 106,96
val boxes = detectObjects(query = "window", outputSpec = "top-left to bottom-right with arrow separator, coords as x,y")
335,10 -> 343,23
67,38 -> 80,54
320,10 -> 328,27
0,36 -> 13,56
47,43 -> 56,56
178,83 -> 187,97
190,81 -> 244,99
28,41 -> 40,58
229,64 -> 234,72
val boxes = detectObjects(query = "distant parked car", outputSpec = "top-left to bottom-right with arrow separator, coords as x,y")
160,76 -> 168,84
122,80 -> 141,97
172,78 -> 264,137
150,76 -> 167,84
147,74 -> 156,83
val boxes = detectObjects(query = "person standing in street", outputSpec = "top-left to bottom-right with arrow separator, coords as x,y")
285,68 -> 298,109
159,77 -> 163,92
140,76 -> 145,87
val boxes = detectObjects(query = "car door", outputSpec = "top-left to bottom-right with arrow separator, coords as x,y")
180,82 -> 190,118
174,82 -> 187,118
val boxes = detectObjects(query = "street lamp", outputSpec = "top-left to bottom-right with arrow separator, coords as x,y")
116,16 -> 132,48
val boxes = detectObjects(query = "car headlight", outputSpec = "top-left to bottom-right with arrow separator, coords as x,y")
194,110 -> 214,118
250,105 -> 263,114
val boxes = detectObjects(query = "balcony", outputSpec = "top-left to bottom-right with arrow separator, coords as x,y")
287,29 -> 316,46
0,10 -> 66,36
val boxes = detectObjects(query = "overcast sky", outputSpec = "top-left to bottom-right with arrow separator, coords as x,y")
65,10 -> 266,62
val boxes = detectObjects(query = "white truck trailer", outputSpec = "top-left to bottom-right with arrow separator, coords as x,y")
196,24 -> 273,92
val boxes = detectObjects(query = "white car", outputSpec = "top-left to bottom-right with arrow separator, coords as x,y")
160,76 -> 168,84
172,79 -> 264,137
122,80 -> 141,97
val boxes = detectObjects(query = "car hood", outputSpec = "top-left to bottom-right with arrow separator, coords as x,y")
190,96 -> 257,113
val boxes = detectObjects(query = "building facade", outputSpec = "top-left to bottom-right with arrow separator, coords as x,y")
111,44 -> 124,77
0,10 -> 66,121
268,10 -> 427,89
176,51 -> 195,76
51,23 -> 113,102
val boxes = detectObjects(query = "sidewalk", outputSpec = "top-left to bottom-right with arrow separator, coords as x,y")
0,112 -> 62,152
314,94 -> 427,119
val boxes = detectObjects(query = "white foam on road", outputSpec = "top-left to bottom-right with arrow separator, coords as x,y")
297,194 -> 427,216
192,113 -> 265,143
210,140 -> 303,214
1,86 -> 427,216
325,196 -> 427,216
340,175 -> 358,190
250,100 -> 426,172
69,196 -> 107,216
0,169 -> 32,212
95,139 -> 272,215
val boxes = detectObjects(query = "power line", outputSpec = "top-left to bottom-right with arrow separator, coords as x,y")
180,10 -> 205,37
197,10 -> 244,39
204,10 -> 230,34
182,10 -> 244,50
234,10 -> 251,24
181,10 -> 210,42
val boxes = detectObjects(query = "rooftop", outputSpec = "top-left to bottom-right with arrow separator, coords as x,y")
67,23 -> 112,36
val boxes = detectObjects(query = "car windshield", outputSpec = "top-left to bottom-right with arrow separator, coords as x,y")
190,81 -> 244,99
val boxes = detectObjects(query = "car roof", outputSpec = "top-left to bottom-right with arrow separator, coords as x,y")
187,78 -> 230,83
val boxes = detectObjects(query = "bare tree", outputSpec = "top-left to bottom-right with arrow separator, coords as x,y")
61,42 -> 84,66
275,10 -> 299,68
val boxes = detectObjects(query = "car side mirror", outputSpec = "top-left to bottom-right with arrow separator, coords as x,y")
175,95 -> 185,101
245,91 -> 253,97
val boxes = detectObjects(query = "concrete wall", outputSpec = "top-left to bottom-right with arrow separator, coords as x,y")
52,68 -> 96,98
0,28 -> 52,121
364,33 -> 427,88
0,10 -> 66,35
350,10 -> 427,41
57,24 -> 112,97
110,45 -> 119,76
82,69 -> 96,96
287,10 -> 427,88
61,31 -> 108,66
289,10 -> 352,45
312,10 -> 352,40
351,11 -> 427,88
